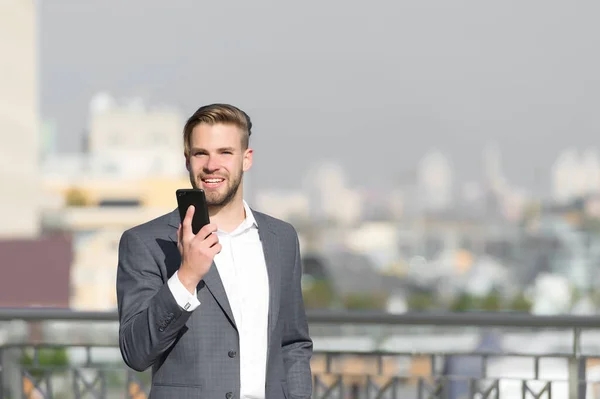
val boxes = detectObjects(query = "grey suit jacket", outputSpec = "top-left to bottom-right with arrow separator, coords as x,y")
116,208 -> 313,399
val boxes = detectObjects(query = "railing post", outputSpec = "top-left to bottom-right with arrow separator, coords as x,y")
1,346 -> 22,399
0,347 -> 3,399
569,327 -> 586,399
578,357 -> 587,399
349,382 -> 359,399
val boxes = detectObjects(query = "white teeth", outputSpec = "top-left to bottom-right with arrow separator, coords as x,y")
205,179 -> 223,183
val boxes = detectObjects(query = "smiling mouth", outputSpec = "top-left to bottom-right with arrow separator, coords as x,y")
201,177 -> 225,188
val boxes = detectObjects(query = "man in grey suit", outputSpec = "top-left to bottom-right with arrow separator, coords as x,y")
116,103 -> 313,399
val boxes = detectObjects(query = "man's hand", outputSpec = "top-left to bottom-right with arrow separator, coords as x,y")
177,205 -> 221,293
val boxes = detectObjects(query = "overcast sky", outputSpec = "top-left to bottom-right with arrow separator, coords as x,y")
40,0 -> 600,193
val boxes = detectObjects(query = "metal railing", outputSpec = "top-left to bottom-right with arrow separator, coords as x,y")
1,308 -> 600,399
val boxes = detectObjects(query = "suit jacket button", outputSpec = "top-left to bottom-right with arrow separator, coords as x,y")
226,392 -> 233,399
228,350 -> 236,358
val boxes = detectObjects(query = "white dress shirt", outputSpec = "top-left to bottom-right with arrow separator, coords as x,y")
168,201 -> 270,399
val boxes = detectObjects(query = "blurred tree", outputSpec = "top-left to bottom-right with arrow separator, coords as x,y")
65,187 -> 88,207
342,292 -> 388,310
407,291 -> 435,311
450,292 -> 479,312
509,291 -> 532,312
21,347 -> 69,379
302,279 -> 336,309
480,289 -> 502,311
570,285 -> 583,307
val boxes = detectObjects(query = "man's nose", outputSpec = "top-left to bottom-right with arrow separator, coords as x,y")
204,157 -> 219,172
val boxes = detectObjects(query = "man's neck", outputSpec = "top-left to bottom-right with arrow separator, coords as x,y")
208,198 -> 246,233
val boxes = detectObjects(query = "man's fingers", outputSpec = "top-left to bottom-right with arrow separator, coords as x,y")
182,205 -> 195,237
211,242 -> 223,255
203,232 -> 219,248
198,223 -> 218,239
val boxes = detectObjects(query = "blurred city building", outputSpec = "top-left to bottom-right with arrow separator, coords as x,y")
0,0 -> 40,238
41,93 -> 190,310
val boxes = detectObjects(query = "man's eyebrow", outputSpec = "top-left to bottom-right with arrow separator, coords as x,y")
190,147 -> 237,152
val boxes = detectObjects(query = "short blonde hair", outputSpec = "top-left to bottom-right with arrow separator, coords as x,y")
183,103 -> 252,156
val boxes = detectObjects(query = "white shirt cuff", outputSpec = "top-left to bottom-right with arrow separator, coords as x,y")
167,270 -> 201,312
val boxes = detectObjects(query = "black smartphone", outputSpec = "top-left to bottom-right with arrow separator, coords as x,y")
176,189 -> 211,235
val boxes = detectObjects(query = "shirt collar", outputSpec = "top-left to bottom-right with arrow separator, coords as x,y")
242,200 -> 258,229
220,200 -> 257,237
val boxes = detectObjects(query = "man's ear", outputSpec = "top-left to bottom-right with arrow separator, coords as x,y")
243,148 -> 253,172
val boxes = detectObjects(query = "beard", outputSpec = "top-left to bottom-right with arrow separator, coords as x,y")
190,169 -> 243,208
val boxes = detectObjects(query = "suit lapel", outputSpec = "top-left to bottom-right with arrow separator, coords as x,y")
201,261 -> 237,329
167,210 -> 237,330
254,211 -> 281,339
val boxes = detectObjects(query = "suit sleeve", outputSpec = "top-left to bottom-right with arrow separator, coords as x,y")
116,229 -> 193,371
281,230 -> 313,398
